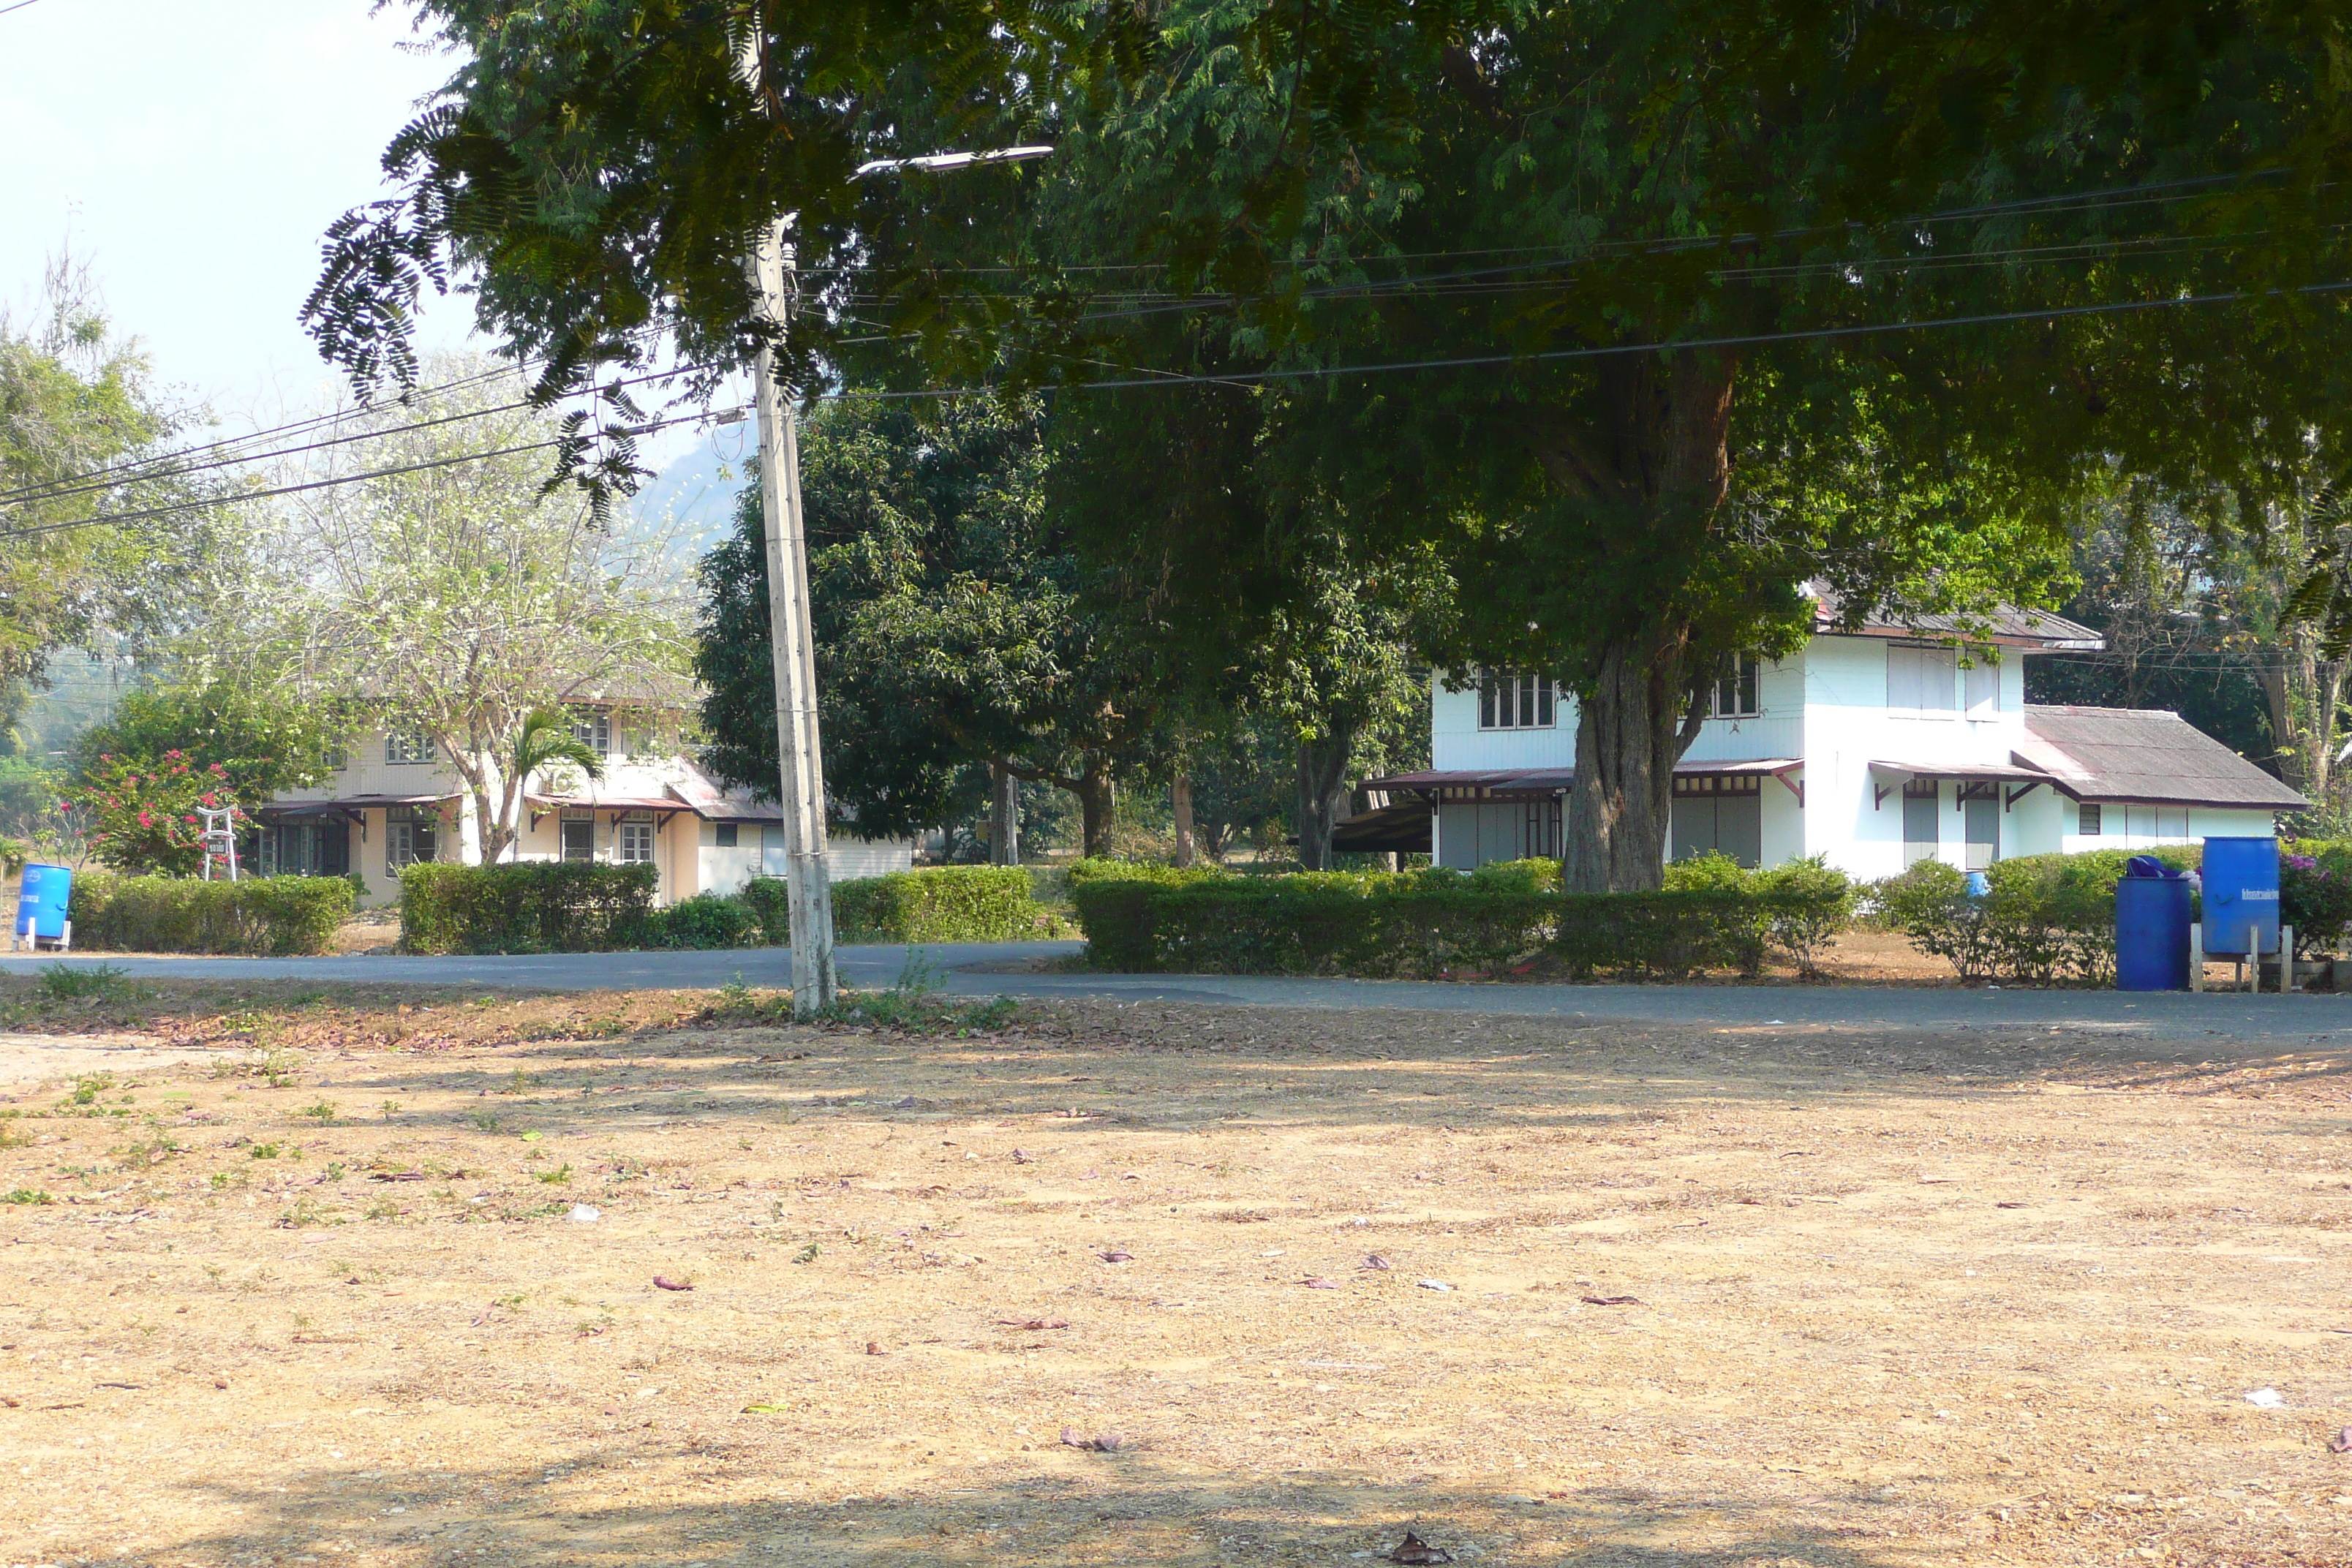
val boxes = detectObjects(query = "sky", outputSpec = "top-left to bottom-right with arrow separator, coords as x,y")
0,0 -> 480,425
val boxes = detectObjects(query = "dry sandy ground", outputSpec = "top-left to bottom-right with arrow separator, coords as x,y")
0,977 -> 2348,1567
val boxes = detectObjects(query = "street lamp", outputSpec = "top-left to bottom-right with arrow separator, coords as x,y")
734,34 -> 1049,1017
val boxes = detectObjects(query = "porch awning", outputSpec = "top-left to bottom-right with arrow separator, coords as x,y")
1364,759 -> 1802,802
257,793 -> 451,817
1869,759 -> 2050,783
525,794 -> 698,815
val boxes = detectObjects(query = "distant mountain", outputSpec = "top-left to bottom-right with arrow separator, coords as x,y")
631,426 -> 755,554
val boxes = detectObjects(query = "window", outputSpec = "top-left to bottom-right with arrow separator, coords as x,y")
561,813 -> 595,863
1709,655 -> 1761,719
714,821 -> 739,848
1963,646 -> 2000,716
617,815 -> 655,864
1901,777 -> 1940,867
1478,673 -> 1556,730
320,740 -> 350,772
386,807 -> 437,870
572,710 -> 612,758
1887,643 -> 1958,714
1670,775 -> 1762,867
2078,802 -> 2103,837
385,727 -> 434,765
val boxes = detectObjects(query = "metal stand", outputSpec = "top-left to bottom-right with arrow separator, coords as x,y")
198,807 -> 240,882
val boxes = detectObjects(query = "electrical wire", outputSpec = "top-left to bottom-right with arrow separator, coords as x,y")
0,360 -> 719,515
839,276 -> 2352,402
0,406 -> 741,543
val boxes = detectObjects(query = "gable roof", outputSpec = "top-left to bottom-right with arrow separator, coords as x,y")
1808,588 -> 2104,651
2016,705 -> 2307,809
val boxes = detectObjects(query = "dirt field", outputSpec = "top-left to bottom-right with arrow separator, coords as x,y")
1,975 -> 2349,1567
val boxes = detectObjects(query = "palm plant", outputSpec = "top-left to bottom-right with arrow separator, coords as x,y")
514,709 -> 606,792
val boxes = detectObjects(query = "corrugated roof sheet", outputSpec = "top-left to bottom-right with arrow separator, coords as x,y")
1809,588 -> 2104,650
2017,705 -> 2307,808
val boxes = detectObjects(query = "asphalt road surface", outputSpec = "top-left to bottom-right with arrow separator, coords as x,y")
5,941 -> 2348,1042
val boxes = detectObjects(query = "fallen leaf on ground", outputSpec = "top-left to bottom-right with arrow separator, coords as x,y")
1581,1294 -> 1643,1306
1360,1254 -> 1392,1270
653,1275 -> 695,1292
369,1172 -> 426,1183
1303,1277 -> 1339,1289
1996,1201 -> 2027,1209
2331,1427 -> 2352,1455
997,1316 -> 1072,1330
1098,1248 -> 1134,1263
1012,1149 -> 1033,1164
865,1341 -> 887,1355
1388,1529 -> 1455,1564
1059,1426 -> 1128,1452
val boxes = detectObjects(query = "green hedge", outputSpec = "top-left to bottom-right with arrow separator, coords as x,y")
641,892 -> 764,950
1068,856 -> 1851,979
68,874 -> 354,955
1872,848 -> 2199,984
832,865 -> 1041,943
399,862 -> 659,954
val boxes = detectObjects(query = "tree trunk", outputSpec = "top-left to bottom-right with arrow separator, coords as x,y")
1294,725 -> 1354,871
1171,772 -> 1196,867
989,763 -> 1020,866
1550,349 -> 1740,892
1564,630 -> 1704,891
1077,771 -> 1115,859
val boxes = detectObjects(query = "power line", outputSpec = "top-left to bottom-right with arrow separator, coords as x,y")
0,360 -> 717,515
1,406 -> 740,542
0,0 -> 48,15
846,276 -> 2352,401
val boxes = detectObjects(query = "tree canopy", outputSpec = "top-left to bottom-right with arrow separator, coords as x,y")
327,1 -> 2352,886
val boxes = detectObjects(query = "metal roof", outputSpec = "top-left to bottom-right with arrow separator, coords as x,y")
1808,589 -> 2105,651
2016,706 -> 2308,809
1365,761 -> 1800,798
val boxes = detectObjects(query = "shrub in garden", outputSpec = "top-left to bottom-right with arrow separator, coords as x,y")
1873,846 -> 2195,984
62,752 -> 238,876
399,862 -> 658,954
2283,840 -> 2352,955
832,865 -> 1041,943
68,874 -> 353,955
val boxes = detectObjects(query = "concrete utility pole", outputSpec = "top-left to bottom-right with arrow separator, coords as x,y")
734,20 -> 1047,1017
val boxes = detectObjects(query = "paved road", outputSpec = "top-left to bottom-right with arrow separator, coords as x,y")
6,941 -> 2350,1041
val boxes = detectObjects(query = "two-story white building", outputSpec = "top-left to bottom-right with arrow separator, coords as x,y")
250,679 -> 913,907
1357,600 -> 2304,875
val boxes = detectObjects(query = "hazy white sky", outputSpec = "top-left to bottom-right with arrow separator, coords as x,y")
1,1 -> 485,424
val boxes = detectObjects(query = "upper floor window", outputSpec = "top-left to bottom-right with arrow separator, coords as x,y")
1886,643 -> 1958,715
1963,645 -> 2002,716
385,726 -> 435,765
1709,655 -> 1761,718
572,710 -> 613,758
1479,673 -> 1556,730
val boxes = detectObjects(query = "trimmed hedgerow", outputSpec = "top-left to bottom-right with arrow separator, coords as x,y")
832,865 -> 1041,943
1069,857 -> 1847,979
68,874 -> 354,956
398,862 -> 659,954
738,876 -> 794,944
641,892 -> 764,950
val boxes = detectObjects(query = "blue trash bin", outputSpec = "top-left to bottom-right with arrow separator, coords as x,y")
2202,837 -> 2280,958
2116,861 -> 2191,991
15,862 -> 72,947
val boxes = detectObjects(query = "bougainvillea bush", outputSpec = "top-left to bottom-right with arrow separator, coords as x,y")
63,751 -> 238,876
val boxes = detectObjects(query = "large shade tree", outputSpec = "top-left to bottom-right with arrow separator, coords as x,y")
697,395 -> 1184,856
319,1 -> 2352,888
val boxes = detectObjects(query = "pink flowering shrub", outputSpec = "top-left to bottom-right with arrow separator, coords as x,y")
62,750 -> 239,877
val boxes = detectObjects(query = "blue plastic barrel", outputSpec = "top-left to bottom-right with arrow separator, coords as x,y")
2116,870 -> 2192,990
15,863 -> 71,942
2202,837 -> 2280,957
